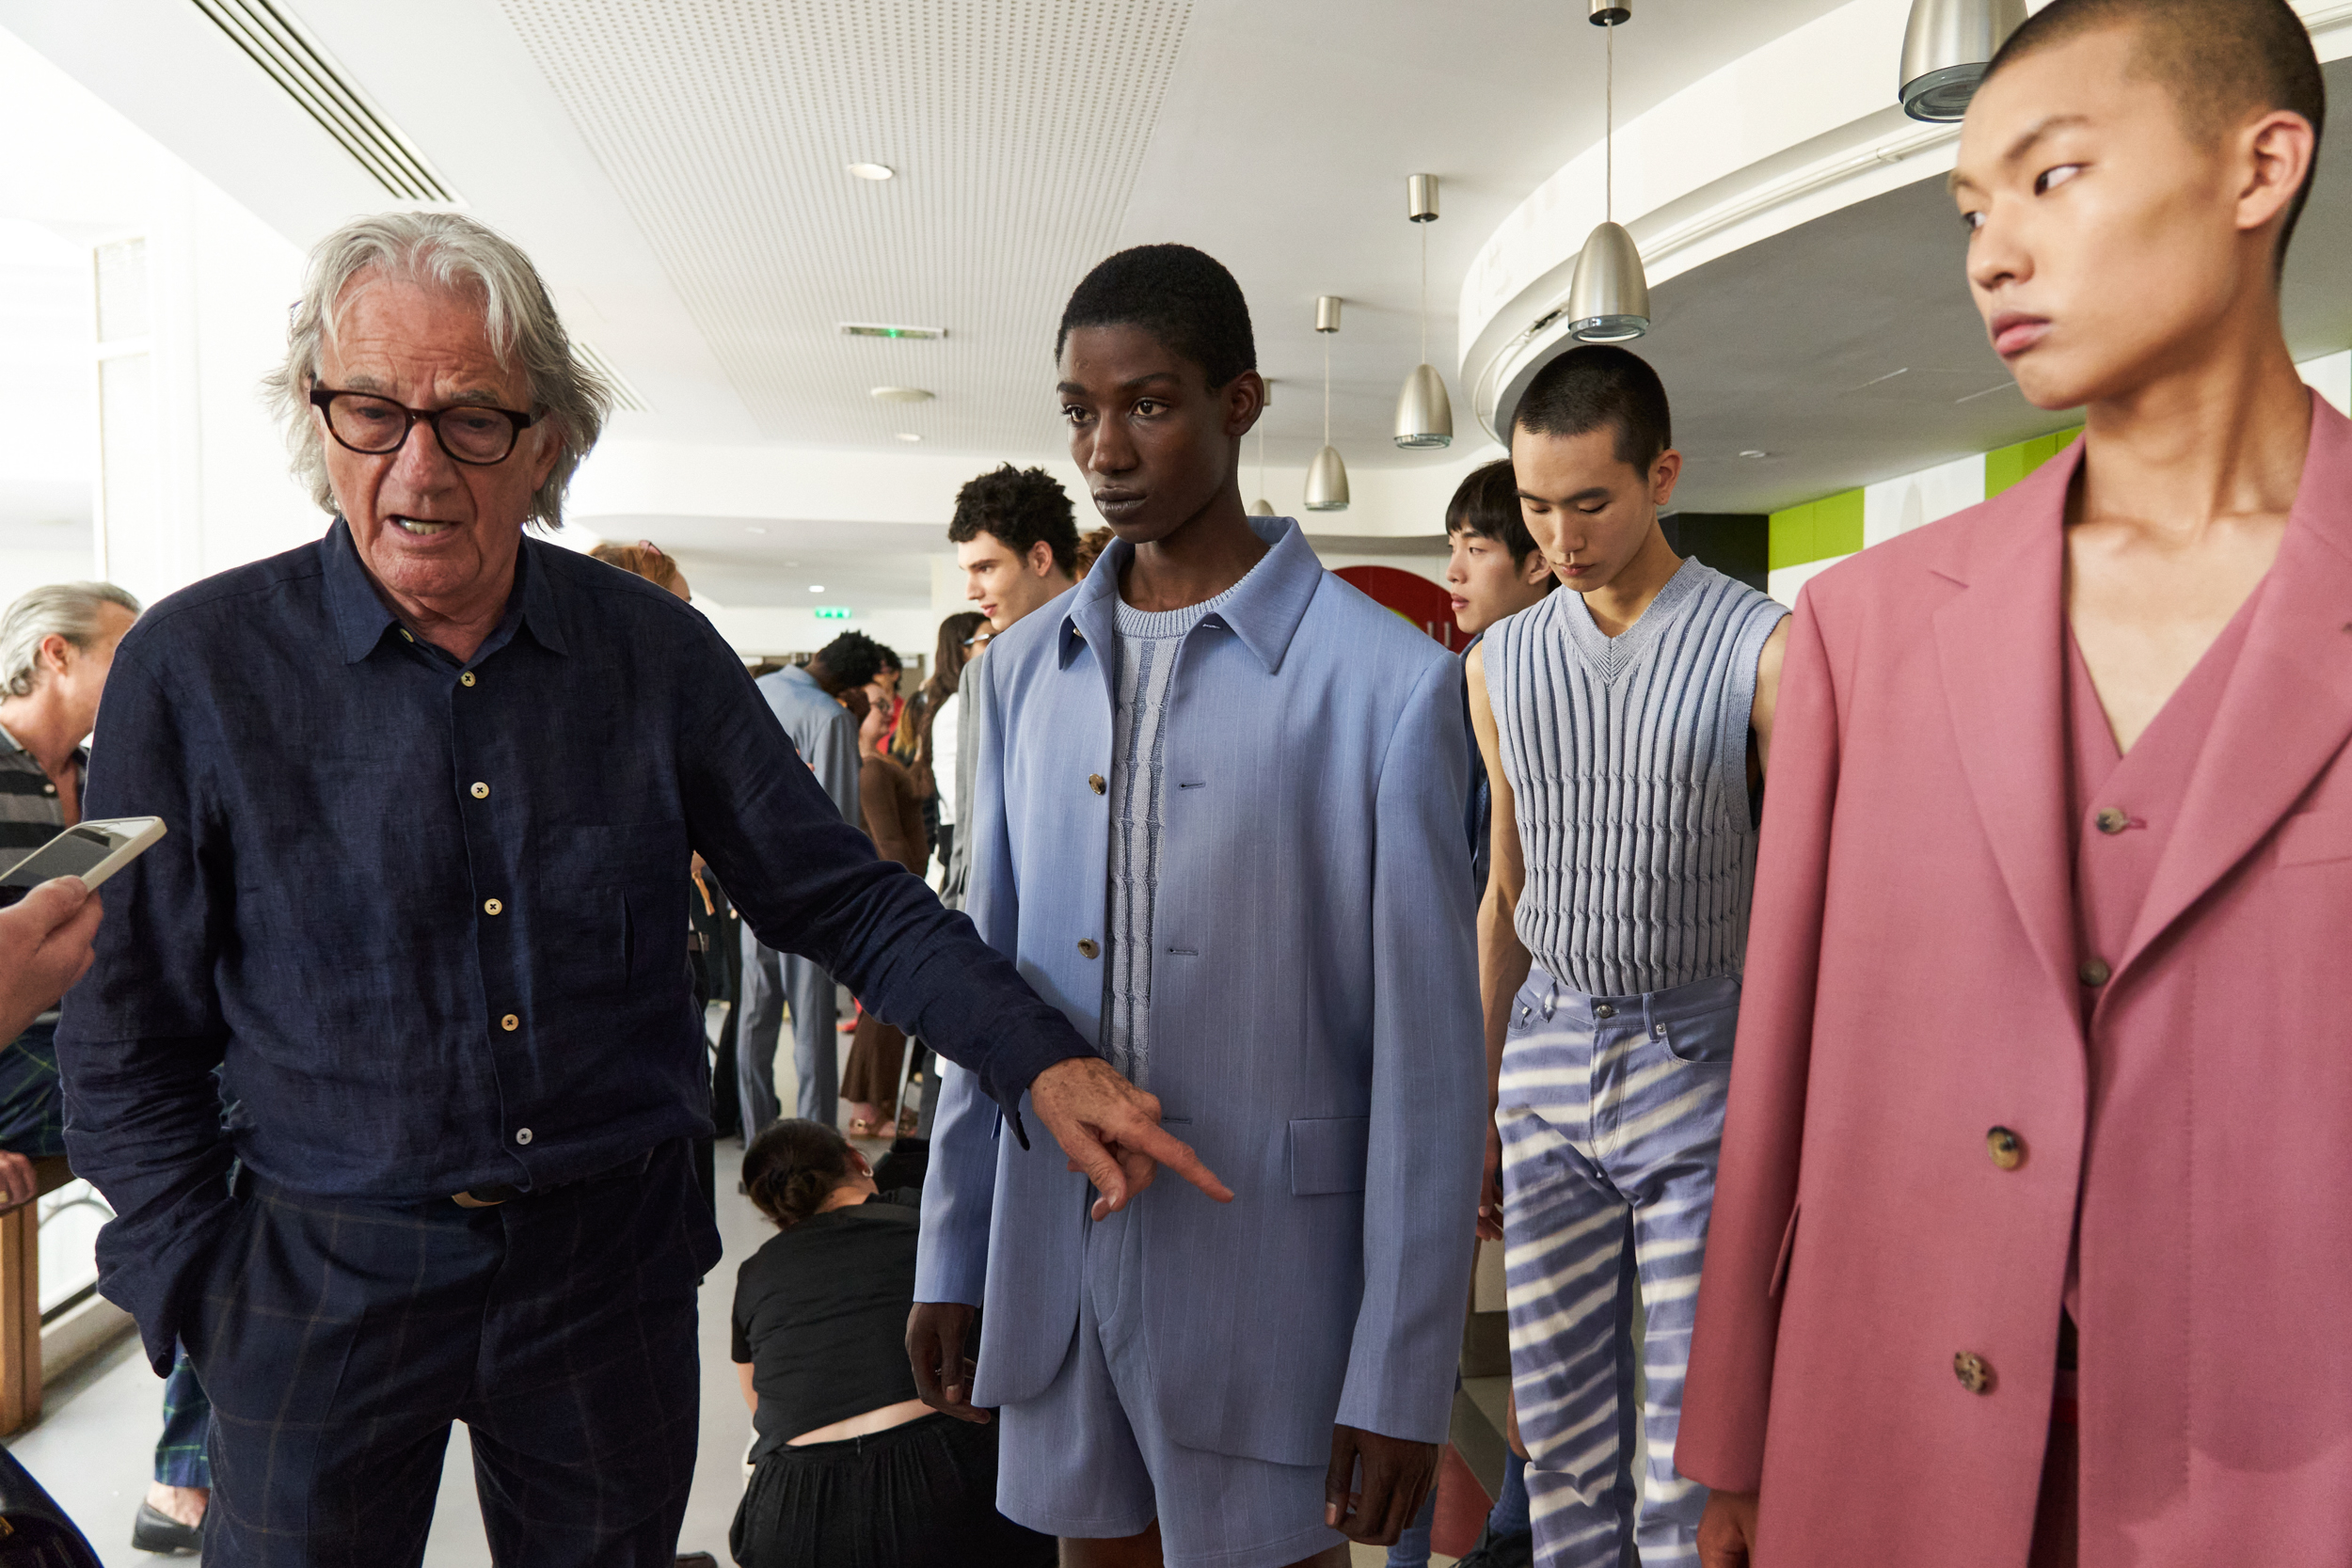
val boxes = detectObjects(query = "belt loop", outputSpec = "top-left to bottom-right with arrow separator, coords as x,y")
1540,980 -> 1558,1022
1642,990 -> 1662,1040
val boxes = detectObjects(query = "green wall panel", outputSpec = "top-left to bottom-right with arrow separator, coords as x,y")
1985,428 -> 2080,496
1768,486 -> 1864,571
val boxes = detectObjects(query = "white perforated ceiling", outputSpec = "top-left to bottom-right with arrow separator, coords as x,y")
497,0 -> 1192,451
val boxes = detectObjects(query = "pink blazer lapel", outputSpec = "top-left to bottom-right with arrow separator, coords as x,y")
2117,394 -> 2352,980
1931,444 -> 2083,1023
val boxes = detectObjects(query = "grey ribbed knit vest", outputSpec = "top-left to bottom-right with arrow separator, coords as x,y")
1483,557 -> 1787,996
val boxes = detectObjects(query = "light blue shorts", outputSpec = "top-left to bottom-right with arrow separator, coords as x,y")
994,1202 -> 1345,1568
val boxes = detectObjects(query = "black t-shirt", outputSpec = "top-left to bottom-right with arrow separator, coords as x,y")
731,1190 -> 925,1460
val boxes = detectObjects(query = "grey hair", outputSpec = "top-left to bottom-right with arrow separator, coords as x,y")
0,582 -> 143,699
262,211 -> 613,531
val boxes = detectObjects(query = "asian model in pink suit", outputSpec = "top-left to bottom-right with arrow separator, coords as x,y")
1677,391 -> 2352,1567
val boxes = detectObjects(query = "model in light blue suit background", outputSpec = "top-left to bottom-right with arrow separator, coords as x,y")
909,244 -> 1485,1567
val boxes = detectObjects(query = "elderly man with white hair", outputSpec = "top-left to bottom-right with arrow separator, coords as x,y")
56,211 -> 1227,1567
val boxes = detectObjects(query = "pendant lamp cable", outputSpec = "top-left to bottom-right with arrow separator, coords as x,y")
1605,20 -> 1614,222
1323,340 -> 1332,446
1419,223 -> 1430,366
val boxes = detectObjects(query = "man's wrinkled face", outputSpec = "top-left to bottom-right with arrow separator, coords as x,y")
314,273 -> 559,609
1954,28 -> 2248,411
1509,424 -> 1678,597
43,602 -> 136,739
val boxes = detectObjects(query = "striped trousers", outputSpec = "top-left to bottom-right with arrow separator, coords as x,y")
1498,967 -> 1740,1568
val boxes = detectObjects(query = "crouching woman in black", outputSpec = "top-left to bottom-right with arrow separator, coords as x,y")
729,1121 -> 1053,1568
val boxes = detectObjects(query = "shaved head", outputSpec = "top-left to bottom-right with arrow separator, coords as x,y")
1984,0 -> 2325,262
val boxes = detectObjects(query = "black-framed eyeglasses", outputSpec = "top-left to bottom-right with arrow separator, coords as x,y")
309,387 -> 538,467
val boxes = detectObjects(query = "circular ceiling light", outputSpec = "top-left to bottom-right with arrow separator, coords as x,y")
808,584 -> 826,594
895,433 -> 924,443
1739,450 -> 1770,459
870,387 -> 933,403
846,162 -> 896,182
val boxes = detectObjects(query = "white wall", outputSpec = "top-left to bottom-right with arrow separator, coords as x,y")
0,25 -> 316,619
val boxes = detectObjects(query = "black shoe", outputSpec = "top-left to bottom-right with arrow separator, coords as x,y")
675,1556 -> 719,1568
1454,1521 -> 1535,1568
132,1501 -> 203,1555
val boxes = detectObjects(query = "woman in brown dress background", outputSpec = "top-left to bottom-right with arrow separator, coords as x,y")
841,691 -> 929,1135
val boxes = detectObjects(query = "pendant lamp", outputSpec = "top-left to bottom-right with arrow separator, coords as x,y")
1567,0 -> 1649,343
1249,379 -> 1277,516
1899,0 -> 2027,121
1393,174 -> 1454,449
1304,296 -> 1349,512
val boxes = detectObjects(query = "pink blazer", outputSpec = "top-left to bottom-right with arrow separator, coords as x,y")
1680,393 -> 2352,1567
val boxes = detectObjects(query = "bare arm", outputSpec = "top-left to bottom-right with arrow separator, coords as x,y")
1751,618 -> 1790,774
1467,644 -> 1533,1242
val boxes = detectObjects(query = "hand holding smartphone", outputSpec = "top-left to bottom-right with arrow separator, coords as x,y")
0,816 -> 166,895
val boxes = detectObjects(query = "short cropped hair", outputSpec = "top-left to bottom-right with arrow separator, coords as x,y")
1056,244 -> 1256,391
0,582 -> 142,699
263,211 -> 613,531
1446,460 -> 1547,573
947,464 -> 1079,576
1985,0 -> 2325,262
1512,345 -> 1673,475
811,632 -> 889,689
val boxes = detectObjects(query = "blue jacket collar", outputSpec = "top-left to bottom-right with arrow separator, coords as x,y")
1059,515 -> 1321,676
325,518 -> 567,665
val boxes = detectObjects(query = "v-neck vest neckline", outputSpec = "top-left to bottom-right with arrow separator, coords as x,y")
1561,555 -> 1705,683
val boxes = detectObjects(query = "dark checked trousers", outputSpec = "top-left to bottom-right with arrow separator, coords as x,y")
182,1139 -> 720,1567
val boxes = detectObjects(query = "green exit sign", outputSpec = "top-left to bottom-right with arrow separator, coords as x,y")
812,606 -> 853,621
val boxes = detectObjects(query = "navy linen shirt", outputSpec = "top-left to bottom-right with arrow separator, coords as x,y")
58,521 -> 1091,1370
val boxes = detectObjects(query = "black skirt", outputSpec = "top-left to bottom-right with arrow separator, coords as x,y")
727,1412 -> 1056,1568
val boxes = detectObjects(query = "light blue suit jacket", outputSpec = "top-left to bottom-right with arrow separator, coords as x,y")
914,517 -> 1484,1465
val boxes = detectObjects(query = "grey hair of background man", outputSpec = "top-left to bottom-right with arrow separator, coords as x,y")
262,211 -> 613,531
0,583 -> 143,700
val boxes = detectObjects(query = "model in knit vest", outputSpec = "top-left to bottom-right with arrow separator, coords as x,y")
1467,346 -> 1788,1568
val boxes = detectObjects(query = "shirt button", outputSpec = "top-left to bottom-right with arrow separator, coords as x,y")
515,1128 -> 532,1146
1594,1002 -> 1617,1020
1952,1351 -> 1994,1394
40,784 -> 55,796
1985,1126 -> 2024,1170
2078,958 -> 2111,987
2094,807 -> 2128,835
400,628 -> 415,642
471,782 -> 490,800
501,1013 -> 519,1031
483,897 -> 503,916
1089,773 -> 1106,795
1077,938 -> 1100,958
461,672 -> 477,688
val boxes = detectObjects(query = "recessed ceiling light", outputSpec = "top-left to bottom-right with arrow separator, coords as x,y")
846,162 -> 895,182
808,584 -> 825,594
1739,450 -> 1770,459
895,433 -> 923,443
870,387 -> 933,403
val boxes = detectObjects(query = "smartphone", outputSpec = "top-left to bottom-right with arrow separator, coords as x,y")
0,817 -> 167,893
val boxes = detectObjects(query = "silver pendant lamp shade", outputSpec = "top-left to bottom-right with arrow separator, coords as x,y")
1305,296 -> 1349,512
1393,174 -> 1454,450
1569,1 -> 1648,342
1899,0 -> 2027,121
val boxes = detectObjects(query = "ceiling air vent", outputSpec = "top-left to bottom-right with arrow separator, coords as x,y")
574,341 -> 650,415
839,324 -> 947,341
188,0 -> 456,203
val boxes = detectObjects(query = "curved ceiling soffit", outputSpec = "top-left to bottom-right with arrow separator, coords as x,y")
1459,0 -> 2352,444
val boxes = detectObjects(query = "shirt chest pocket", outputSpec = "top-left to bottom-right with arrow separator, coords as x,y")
533,822 -> 691,996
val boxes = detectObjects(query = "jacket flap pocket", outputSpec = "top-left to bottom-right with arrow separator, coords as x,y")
2277,809 -> 2352,867
1288,1117 -> 1370,1196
